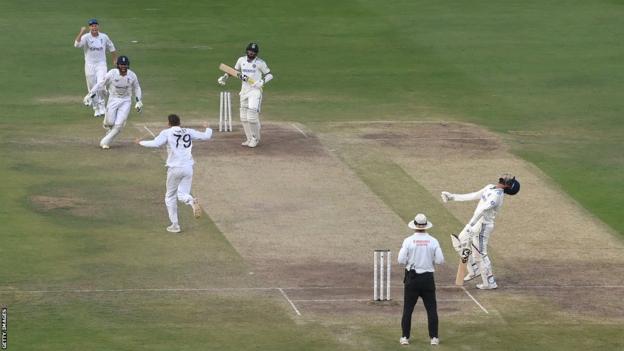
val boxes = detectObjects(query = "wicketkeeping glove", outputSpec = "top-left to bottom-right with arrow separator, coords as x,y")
217,74 -> 228,86
135,100 -> 143,113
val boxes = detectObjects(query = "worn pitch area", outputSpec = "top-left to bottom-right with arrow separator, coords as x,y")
193,121 -> 623,320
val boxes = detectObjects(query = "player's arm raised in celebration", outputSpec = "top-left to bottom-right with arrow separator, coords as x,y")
189,122 -> 213,141
139,130 -> 168,148
74,27 -> 87,47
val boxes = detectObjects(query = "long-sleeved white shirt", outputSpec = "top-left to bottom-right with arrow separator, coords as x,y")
89,69 -> 142,100
74,32 -> 116,65
397,232 -> 444,273
139,126 -> 212,168
452,184 -> 504,225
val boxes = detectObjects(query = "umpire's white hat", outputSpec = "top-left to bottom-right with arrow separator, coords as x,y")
408,213 -> 433,230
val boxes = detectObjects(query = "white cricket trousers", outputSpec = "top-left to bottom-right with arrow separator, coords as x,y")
100,97 -> 131,147
165,165 -> 195,225
468,222 -> 496,286
85,62 -> 107,112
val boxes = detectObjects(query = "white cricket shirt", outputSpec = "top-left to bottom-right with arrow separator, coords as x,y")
398,233 -> 445,273
140,126 -> 212,168
90,69 -> 142,100
234,56 -> 271,92
453,185 -> 505,225
74,32 -> 116,65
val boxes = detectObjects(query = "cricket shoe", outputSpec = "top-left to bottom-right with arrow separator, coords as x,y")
247,138 -> 259,148
399,337 -> 409,345
166,224 -> 181,233
101,144 -> 110,150
476,283 -> 498,290
431,337 -> 440,345
241,139 -> 250,146
191,198 -> 203,218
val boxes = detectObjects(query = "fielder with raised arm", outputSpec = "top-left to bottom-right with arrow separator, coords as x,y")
218,42 -> 274,148
136,114 -> 212,233
84,56 -> 143,149
441,174 -> 520,289
74,18 -> 117,117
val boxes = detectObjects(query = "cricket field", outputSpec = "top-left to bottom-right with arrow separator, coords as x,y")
1,0 -> 623,350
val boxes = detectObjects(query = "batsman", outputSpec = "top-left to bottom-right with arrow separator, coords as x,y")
441,174 -> 520,289
217,42 -> 274,148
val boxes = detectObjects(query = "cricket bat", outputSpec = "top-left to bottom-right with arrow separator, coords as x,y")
455,247 -> 471,286
219,63 -> 255,84
455,257 -> 468,286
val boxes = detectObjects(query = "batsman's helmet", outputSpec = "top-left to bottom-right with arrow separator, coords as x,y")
117,56 -> 130,66
499,174 -> 520,195
246,42 -> 259,53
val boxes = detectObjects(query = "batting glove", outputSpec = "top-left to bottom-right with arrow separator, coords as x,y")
237,73 -> 249,82
441,191 -> 454,203
135,100 -> 143,113
83,93 -> 94,106
252,79 -> 264,88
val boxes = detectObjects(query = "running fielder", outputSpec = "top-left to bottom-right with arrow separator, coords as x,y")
84,56 -> 143,149
441,174 -> 520,289
217,42 -> 274,148
74,18 -> 117,117
136,114 -> 212,233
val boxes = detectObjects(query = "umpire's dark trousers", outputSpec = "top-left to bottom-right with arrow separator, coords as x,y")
401,270 -> 438,339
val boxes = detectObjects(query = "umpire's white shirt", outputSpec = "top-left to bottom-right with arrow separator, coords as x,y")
140,126 -> 212,168
398,232 -> 445,273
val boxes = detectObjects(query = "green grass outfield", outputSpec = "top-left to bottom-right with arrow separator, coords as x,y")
1,0 -> 623,349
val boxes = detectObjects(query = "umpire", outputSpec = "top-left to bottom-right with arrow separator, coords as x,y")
398,213 -> 445,346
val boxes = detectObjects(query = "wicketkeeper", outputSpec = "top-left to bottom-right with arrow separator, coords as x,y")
217,42 -> 274,148
441,174 -> 520,289
84,56 -> 143,149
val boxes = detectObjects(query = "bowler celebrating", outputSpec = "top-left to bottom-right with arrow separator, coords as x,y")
137,114 -> 212,233
218,42 -> 273,147
74,18 -> 117,117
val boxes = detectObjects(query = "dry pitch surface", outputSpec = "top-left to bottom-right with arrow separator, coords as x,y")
186,121 -> 624,323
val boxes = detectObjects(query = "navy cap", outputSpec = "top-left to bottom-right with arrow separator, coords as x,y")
87,18 -> 98,25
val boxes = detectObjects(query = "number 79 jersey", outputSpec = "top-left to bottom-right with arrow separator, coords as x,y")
140,126 -> 213,168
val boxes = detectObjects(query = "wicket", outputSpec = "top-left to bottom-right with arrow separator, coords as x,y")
219,91 -> 232,132
373,249 -> 391,301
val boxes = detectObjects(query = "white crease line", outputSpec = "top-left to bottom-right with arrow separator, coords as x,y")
461,286 -> 489,314
291,123 -> 308,138
143,125 -> 156,137
278,288 -> 302,316
0,287 -> 277,294
293,298 -> 472,302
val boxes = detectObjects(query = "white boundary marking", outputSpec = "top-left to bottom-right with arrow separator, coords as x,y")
143,125 -> 156,137
278,288 -> 302,316
461,286 -> 489,314
291,123 -> 308,137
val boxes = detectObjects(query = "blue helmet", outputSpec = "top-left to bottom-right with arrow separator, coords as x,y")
117,56 -> 130,66
87,18 -> 98,25
499,174 -> 520,195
